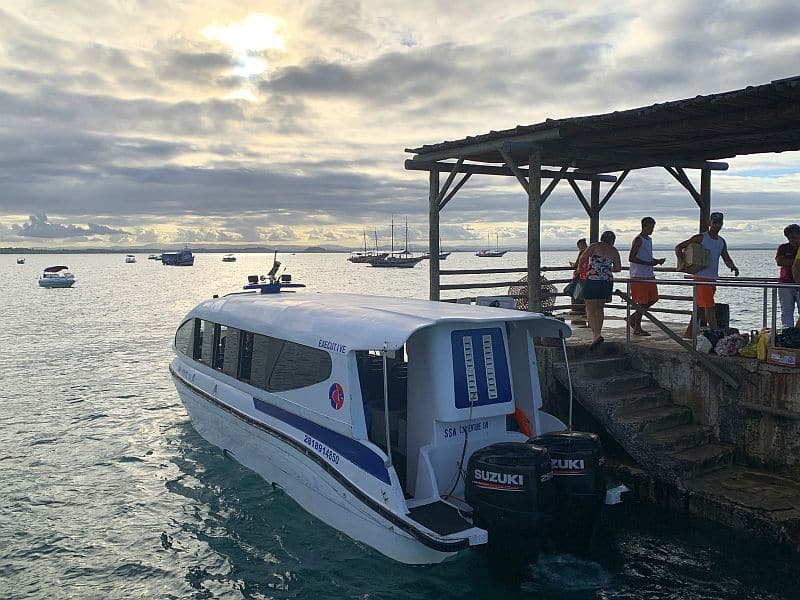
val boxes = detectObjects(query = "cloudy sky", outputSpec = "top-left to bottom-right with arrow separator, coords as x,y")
1,0 -> 799,249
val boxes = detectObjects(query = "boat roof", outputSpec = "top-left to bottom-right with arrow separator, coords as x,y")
43,265 -> 69,272
187,292 -> 570,351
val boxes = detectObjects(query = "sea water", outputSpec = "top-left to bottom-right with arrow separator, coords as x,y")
1,251 -> 798,599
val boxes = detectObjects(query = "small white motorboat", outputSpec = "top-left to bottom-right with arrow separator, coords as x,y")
17,257 -> 25,264
170,262 -> 610,564
222,254 -> 237,262
39,266 -> 76,288
148,254 -> 161,260
125,254 -> 136,263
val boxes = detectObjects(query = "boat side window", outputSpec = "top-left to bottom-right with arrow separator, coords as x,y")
174,319 -> 194,356
199,320 -> 217,366
268,340 -> 332,392
238,331 -> 254,382
248,334 -> 284,390
214,325 -> 240,376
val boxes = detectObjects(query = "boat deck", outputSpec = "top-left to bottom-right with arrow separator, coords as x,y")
408,501 -> 473,536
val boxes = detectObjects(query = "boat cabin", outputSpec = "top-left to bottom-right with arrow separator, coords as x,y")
173,293 -> 569,502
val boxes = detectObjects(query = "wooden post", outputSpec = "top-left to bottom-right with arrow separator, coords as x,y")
528,149 -> 542,312
699,168 -> 711,233
429,170 -> 440,301
589,180 -> 600,243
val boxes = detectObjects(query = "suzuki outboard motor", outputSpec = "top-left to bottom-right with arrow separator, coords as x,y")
529,431 -> 604,544
466,442 -> 555,554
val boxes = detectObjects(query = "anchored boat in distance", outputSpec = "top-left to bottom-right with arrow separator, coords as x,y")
161,245 -> 194,266
169,263 -> 616,564
476,233 -> 507,258
39,265 -> 76,288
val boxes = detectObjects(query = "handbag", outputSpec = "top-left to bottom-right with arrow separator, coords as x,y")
563,277 -> 577,298
572,279 -> 585,301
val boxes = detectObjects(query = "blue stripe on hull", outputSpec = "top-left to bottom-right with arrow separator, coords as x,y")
252,398 -> 391,485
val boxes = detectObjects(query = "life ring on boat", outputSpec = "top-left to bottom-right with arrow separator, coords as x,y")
512,407 -> 533,437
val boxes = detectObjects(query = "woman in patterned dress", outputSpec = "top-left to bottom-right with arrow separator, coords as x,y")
577,231 -> 621,348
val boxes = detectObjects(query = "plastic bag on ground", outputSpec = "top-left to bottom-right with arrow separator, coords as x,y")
695,335 -> 713,354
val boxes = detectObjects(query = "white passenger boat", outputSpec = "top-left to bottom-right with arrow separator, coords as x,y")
222,253 -> 237,262
170,271 -> 609,564
125,254 -> 136,263
38,265 -> 76,288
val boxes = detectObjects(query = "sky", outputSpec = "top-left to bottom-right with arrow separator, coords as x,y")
1,0 -> 799,250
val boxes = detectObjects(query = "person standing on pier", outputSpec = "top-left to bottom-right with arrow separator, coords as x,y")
577,231 -> 621,349
776,224 -> 800,330
628,217 -> 666,336
569,238 -> 588,325
675,212 -> 739,338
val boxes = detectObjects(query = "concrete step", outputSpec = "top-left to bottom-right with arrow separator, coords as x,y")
591,372 -> 653,395
563,341 -> 627,361
568,355 -> 632,378
608,387 -> 672,413
616,405 -> 693,434
637,423 -> 711,453
668,443 -> 734,478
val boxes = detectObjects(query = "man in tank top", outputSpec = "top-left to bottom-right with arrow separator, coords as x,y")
628,217 -> 666,336
675,212 -> 739,338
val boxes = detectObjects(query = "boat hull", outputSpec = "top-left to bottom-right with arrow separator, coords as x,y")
38,278 -> 75,288
171,367 -> 463,564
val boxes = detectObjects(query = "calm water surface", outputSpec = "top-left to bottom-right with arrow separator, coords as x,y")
1,251 -> 798,599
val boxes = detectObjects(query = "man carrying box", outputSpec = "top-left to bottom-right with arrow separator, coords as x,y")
675,212 -> 739,339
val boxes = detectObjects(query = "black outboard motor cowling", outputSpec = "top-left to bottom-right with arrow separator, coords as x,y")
466,442 -> 555,551
529,431 -> 604,543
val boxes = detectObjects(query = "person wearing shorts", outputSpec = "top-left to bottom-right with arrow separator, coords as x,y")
576,230 -> 621,348
628,217 -> 666,336
675,212 -> 739,338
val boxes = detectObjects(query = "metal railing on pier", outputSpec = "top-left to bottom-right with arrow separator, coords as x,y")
440,264 -> 797,346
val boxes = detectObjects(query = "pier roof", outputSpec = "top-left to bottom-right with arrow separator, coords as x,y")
406,76 -> 800,173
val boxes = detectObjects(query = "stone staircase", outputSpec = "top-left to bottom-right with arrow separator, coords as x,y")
553,342 -> 734,486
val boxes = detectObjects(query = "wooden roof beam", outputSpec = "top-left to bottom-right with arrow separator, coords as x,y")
404,159 -> 617,182
405,128 -> 561,162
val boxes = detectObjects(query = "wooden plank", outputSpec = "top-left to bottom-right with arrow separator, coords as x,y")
435,156 -> 464,205
440,281 -> 532,290
568,179 -> 591,214
405,128 -> 562,162
541,165 -> 568,205
598,169 -> 629,211
439,173 -> 471,210
590,180 -> 600,244
528,149 -> 542,312
499,146 -> 530,193
665,166 -> 703,204
404,159 -> 617,182
441,267 -> 527,275
429,170 -> 440,301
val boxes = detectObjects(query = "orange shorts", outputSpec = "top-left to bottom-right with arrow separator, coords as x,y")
694,277 -> 716,308
631,279 -> 659,305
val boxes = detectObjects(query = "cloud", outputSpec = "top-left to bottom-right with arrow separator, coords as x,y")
10,213 -> 129,238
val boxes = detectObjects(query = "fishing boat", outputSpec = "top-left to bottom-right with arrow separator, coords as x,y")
38,266 -> 76,288
476,233 -> 507,258
162,246 -> 194,266
148,254 -> 161,260
125,254 -> 136,263
222,254 -> 237,262
16,257 -> 25,264
170,268 -> 612,564
370,218 -> 425,268
348,229 -> 389,263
